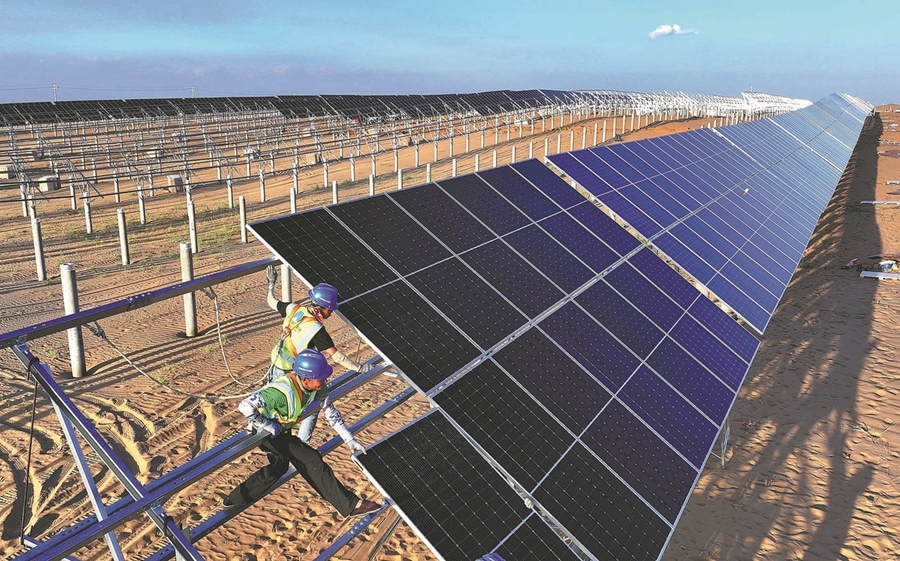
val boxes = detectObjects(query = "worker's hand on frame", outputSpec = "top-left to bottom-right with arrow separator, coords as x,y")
346,439 -> 366,454
266,265 -> 278,286
258,420 -> 282,437
356,361 -> 375,374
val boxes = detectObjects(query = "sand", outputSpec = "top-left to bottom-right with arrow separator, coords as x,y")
0,105 -> 895,561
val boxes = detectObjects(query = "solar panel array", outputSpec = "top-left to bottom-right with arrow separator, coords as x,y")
0,90 -> 566,127
249,157 -> 761,560
547,93 -> 870,333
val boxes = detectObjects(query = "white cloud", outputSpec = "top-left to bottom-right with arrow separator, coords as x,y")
648,24 -> 699,39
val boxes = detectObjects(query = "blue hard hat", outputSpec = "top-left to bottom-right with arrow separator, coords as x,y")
308,283 -> 339,310
292,349 -> 334,380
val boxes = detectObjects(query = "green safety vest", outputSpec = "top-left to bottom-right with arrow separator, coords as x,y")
257,372 -> 318,426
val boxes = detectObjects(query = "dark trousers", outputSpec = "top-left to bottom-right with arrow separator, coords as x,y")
228,432 -> 358,516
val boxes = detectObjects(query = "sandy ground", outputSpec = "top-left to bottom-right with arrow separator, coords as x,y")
0,103 -> 892,561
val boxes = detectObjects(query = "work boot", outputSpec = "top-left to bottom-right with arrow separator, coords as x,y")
347,498 -> 380,518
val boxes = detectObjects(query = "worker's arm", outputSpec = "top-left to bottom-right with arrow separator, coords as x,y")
322,346 -> 374,373
265,265 -> 280,311
321,396 -> 365,454
237,392 -> 282,436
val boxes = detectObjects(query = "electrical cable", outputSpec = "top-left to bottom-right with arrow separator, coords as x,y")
85,321 -> 257,402
200,286 -> 266,388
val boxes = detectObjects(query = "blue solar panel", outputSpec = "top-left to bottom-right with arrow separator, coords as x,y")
620,183 -> 678,229
576,280 -> 665,359
511,158 -> 587,209
340,280 -> 480,393
570,149 -> 630,189
538,211 -> 619,273
636,177 -> 692,216
539,304 -> 640,393
644,137 -> 686,169
591,145 -> 645,183
248,208 -> 396,299
600,189 -> 663,235
668,314 -> 751,391
630,247 -> 700,309
618,365 -> 719,469
608,143 -> 660,177
251,157 -> 771,561
330,194 -> 451,275
389,184 -> 495,253
604,261 -> 683,332
549,151 -> 616,195
408,257 -> 527,350
624,141 -> 673,174
545,98 -> 866,334
582,399 -> 696,524
567,201 -> 642,256
493,328 -> 612,435
434,360 -> 575,489
645,337 -> 735,424
461,239 -> 565,318
477,165 -> 559,221
533,443 -> 672,561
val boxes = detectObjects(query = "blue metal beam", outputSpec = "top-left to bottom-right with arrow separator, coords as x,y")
11,343 -> 206,561
11,361 -> 392,560
144,386 -> 417,561
0,257 -> 277,349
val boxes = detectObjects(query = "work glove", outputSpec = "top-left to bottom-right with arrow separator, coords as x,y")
257,419 -> 282,437
357,361 -> 375,374
266,265 -> 277,287
346,439 -> 366,454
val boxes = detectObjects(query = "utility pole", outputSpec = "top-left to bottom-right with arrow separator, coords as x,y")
52,83 -> 58,102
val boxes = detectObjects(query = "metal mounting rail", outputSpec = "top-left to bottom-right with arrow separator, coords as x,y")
144,386 -> 416,561
0,257 -> 277,349
11,348 -> 391,561
11,343 -> 204,561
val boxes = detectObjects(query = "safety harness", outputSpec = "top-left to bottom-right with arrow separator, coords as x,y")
258,372 -> 318,426
270,304 -> 323,371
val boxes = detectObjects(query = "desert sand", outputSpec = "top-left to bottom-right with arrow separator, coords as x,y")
0,103 -> 895,561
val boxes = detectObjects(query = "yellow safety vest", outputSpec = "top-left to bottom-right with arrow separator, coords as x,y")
270,304 -> 324,371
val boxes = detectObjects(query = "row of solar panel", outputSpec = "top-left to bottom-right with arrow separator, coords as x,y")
0,89 -> 577,127
251,158 -> 760,560
548,93 -> 868,333
252,94 -> 869,561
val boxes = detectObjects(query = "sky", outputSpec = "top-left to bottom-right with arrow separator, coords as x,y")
0,0 -> 896,106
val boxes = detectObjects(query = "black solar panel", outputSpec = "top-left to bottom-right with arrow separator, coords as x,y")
250,159 -> 763,561
357,412 -> 582,561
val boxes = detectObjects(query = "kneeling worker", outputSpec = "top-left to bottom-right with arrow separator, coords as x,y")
224,348 -> 380,518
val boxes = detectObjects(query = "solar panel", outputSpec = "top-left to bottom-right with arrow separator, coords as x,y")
548,97 -> 866,332
250,159 -> 763,561
357,412 -> 582,561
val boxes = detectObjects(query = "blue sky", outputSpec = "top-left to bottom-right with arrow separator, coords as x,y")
0,0 -> 896,105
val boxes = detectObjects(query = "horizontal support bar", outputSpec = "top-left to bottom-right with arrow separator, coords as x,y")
0,257 -> 277,349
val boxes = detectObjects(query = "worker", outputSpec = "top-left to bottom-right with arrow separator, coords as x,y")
265,265 -> 373,443
224,348 -> 381,518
